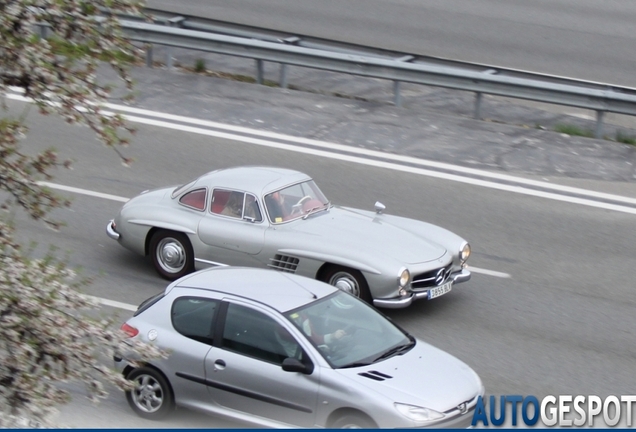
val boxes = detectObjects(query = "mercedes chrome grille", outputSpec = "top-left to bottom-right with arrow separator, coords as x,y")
411,263 -> 452,290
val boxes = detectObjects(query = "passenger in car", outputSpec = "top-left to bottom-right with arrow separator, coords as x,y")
221,192 -> 243,218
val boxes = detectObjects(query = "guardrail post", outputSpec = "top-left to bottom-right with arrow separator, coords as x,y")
279,64 -> 288,89
145,44 -> 154,68
392,56 -> 414,107
595,110 -> 605,139
474,92 -> 483,119
278,37 -> 301,89
256,59 -> 265,84
393,81 -> 402,107
165,17 -> 185,70
165,46 -> 173,70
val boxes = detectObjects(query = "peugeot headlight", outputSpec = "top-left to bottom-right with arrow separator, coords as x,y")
460,242 -> 471,264
398,268 -> 410,288
394,403 -> 445,422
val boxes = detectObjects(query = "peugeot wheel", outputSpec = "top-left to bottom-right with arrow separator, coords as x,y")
125,367 -> 174,420
331,413 -> 376,428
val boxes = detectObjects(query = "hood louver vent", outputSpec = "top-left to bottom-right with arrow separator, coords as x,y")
358,370 -> 393,381
268,254 -> 300,273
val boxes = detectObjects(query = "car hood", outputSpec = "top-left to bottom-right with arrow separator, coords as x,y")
334,340 -> 482,412
287,207 -> 447,264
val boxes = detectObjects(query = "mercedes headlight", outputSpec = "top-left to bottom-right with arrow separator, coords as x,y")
460,242 -> 471,264
398,268 -> 410,287
394,403 -> 445,422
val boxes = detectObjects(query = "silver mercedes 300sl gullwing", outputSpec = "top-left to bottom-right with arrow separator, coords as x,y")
106,166 -> 471,308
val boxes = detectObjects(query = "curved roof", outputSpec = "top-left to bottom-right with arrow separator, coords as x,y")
172,267 -> 336,312
194,166 -> 312,196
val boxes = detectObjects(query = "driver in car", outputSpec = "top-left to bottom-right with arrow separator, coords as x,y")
290,311 -> 347,346
265,191 -> 286,223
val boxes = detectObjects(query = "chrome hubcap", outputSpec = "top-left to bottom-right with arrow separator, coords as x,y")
156,238 -> 186,273
132,375 -> 163,413
329,272 -> 360,297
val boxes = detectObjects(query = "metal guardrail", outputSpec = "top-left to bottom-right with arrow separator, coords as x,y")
108,9 -> 636,138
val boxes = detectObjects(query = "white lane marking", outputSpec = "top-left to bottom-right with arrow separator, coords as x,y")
566,112 -> 595,121
37,181 -> 129,202
7,92 -> 636,206
118,114 -> 636,215
105,103 -> 636,206
88,295 -> 137,311
470,266 -> 511,278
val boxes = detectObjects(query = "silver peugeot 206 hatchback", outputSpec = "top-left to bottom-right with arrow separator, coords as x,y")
115,267 -> 483,428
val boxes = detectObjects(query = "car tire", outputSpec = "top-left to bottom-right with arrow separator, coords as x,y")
321,265 -> 372,304
331,413 -> 376,428
149,230 -> 194,280
125,367 -> 174,420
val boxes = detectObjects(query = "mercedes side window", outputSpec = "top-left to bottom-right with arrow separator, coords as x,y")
244,194 -> 262,222
179,188 -> 207,211
171,297 -> 219,344
211,189 -> 243,218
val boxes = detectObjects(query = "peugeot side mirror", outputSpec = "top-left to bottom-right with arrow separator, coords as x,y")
282,358 -> 314,374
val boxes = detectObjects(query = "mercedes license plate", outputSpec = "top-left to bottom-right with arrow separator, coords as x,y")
428,282 -> 452,300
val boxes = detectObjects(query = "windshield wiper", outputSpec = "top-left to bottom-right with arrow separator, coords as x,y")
302,202 -> 331,219
339,360 -> 375,369
372,338 -> 415,363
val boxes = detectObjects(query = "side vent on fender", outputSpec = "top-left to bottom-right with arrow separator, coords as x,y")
268,254 -> 300,273
358,371 -> 393,381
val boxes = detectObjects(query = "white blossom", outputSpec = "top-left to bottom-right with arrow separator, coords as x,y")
0,0 -> 162,427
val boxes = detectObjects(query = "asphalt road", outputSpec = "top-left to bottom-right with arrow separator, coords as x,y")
147,0 -> 636,87
9,95 -> 636,427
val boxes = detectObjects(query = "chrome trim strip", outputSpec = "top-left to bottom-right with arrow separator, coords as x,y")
194,258 -> 229,267
106,220 -> 120,240
373,295 -> 414,309
452,268 -> 471,284
373,289 -> 439,308
374,271 -> 471,308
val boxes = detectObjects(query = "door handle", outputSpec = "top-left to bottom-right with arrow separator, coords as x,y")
213,359 -> 226,370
